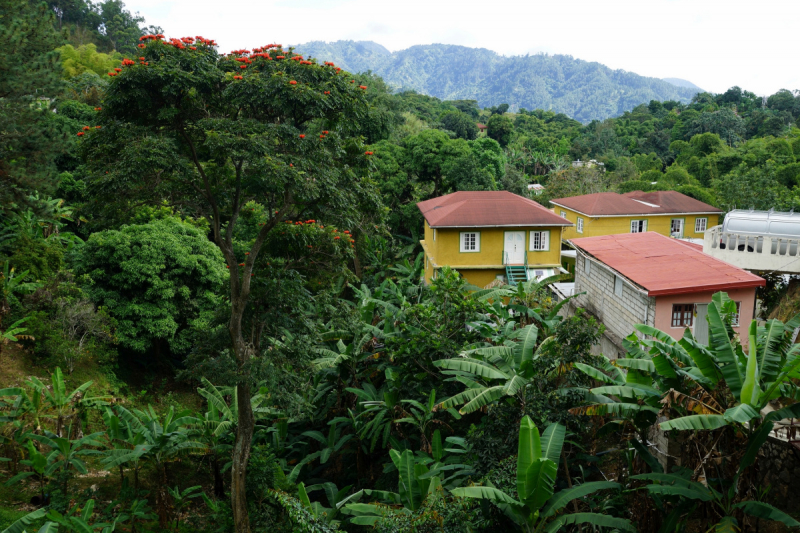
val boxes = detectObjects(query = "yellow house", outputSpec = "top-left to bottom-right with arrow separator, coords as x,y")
550,191 -> 721,242
418,191 -> 573,288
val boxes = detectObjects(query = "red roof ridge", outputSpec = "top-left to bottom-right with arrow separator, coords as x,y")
418,191 -> 573,228
551,190 -> 721,216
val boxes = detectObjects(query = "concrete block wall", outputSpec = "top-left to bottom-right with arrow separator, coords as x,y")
572,253 -> 656,358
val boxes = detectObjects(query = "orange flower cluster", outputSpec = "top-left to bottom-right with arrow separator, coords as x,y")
350,80 -> 355,83
139,34 -> 165,41
235,57 -> 252,64
76,132 -> 84,136
138,44 -> 146,49
233,75 -> 243,80
299,134 -> 305,139
121,58 -> 136,67
323,91 -> 330,95
95,125 -> 101,129
114,68 -> 122,72
289,80 -> 297,85
364,151 -> 374,155
239,65 -> 246,69
322,130 -> 329,134
359,85 -> 367,90
82,126 -> 91,131
276,55 -> 285,60
107,72 -> 117,77
94,107 -> 102,111
323,61 -> 336,67
194,36 -> 216,46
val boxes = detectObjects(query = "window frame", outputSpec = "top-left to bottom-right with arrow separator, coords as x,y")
695,217 -> 708,233
671,303 -> 695,328
459,231 -> 481,253
529,230 -> 550,251
585,257 -> 591,275
732,301 -> 742,326
576,217 -> 584,233
670,218 -> 684,237
630,219 -> 648,233
560,210 -> 567,219
614,275 -> 623,297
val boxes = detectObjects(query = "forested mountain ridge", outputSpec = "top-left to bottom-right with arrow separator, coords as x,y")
293,40 -> 700,122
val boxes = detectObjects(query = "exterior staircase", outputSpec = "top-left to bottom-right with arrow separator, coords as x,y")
503,252 -> 529,286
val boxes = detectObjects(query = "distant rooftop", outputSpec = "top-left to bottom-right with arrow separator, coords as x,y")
551,190 -> 721,217
418,191 -> 572,228
570,232 -> 764,296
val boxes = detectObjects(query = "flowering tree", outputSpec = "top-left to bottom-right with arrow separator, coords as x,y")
79,35 -> 378,532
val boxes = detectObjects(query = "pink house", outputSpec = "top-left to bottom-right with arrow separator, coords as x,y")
568,232 -> 765,357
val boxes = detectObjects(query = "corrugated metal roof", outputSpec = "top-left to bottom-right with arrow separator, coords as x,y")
570,232 -> 765,296
551,191 -> 721,216
417,191 -> 573,228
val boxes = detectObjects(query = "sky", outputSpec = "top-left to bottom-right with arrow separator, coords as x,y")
125,0 -> 800,96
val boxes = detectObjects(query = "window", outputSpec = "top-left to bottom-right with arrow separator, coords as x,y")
671,304 -> 695,328
670,219 -> 683,237
560,211 -> 567,219
695,217 -> 708,233
630,219 -> 647,233
585,258 -> 591,275
732,301 -> 742,326
433,229 -> 436,241
614,275 -> 623,297
577,217 -> 584,233
530,230 -> 550,251
460,232 -> 480,252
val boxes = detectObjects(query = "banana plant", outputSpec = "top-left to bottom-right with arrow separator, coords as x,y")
451,416 -> 632,533
26,427 -> 104,495
25,367 -> 107,437
5,439 -> 50,503
297,481 -> 352,526
435,323 -> 555,414
166,485 -> 202,531
341,448 -> 439,524
1,499 -> 121,533
632,403 -> 800,531
0,317 -> 34,359
395,389 -> 461,453
300,420 -> 353,466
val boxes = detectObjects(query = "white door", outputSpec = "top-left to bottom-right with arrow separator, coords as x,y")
504,231 -> 525,264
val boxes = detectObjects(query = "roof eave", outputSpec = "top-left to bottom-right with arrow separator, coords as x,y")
647,280 -> 766,297
429,223 -> 574,228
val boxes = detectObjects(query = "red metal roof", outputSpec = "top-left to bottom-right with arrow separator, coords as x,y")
418,191 -> 572,228
551,191 -> 721,216
570,232 -> 765,296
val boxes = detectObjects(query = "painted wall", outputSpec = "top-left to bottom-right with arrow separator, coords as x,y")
556,206 -> 720,242
654,288 -> 757,347
421,222 -> 563,285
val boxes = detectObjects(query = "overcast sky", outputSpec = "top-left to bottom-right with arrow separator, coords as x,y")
125,0 -> 799,96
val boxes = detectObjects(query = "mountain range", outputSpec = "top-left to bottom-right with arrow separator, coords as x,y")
293,41 -> 702,123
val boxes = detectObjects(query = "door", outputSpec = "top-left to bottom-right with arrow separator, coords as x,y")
504,231 -> 525,264
670,218 -> 684,238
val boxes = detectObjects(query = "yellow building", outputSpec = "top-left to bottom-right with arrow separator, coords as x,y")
550,191 -> 721,242
418,191 -> 573,288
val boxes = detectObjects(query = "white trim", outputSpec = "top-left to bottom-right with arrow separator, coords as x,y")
549,202 -> 720,218
429,223 -> 572,228
459,231 -> 480,252
695,217 -> 708,232
529,230 -> 550,251
630,219 -> 648,233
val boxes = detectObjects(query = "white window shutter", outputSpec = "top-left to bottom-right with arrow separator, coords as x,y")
542,231 -> 549,251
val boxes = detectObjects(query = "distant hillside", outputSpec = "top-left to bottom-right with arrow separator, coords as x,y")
293,41 -> 700,123
663,77 -> 704,91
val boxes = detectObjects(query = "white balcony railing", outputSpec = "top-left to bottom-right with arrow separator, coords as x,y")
703,225 -> 800,273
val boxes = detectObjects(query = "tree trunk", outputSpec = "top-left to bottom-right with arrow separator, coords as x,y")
156,462 -> 170,528
230,293 -> 255,533
231,380 -> 254,533
213,455 -> 224,498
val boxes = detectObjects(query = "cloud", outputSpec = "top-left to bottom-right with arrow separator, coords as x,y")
124,0 -> 800,96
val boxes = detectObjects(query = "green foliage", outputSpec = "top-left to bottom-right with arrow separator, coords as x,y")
72,217 -> 226,355
440,111 -> 478,140
57,43 -> 122,78
0,0 -> 65,213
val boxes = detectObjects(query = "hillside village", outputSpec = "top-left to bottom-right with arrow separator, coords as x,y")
5,1 -> 800,532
